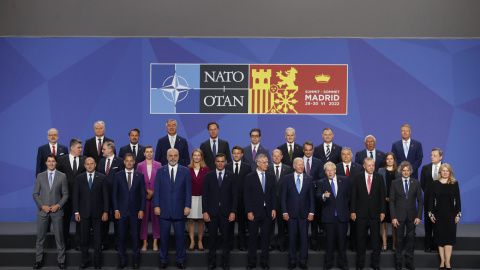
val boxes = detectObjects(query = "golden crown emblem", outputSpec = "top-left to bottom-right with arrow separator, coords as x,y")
315,74 -> 330,83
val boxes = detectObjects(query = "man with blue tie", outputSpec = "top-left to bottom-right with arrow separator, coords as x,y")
36,128 -> 68,176
154,119 -> 190,166
391,124 -> 423,180
282,158 -> 315,270
355,135 -> 385,172
200,122 -> 233,171
202,153 -> 237,270
118,128 -> 145,169
113,153 -> 146,269
244,154 -> 277,270
242,128 -> 271,171
318,162 -> 351,270
154,148 -> 192,269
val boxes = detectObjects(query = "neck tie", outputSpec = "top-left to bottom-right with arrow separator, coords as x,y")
218,171 -> 222,187
49,172 -> 53,190
235,163 -> 239,175
212,140 -> 217,157
370,151 -> 373,158
306,158 -> 311,175
331,179 -> 337,216
88,173 -> 93,189
73,157 -> 77,175
289,144 -> 293,161
404,141 -> 409,158
275,165 -> 280,181
106,158 -> 111,176
171,167 -> 175,185
261,172 -> 265,193
296,175 -> 301,194
345,164 -> 350,177
52,145 -> 56,155
127,172 -> 132,190
326,145 -> 331,161
433,164 -> 438,179
98,138 -> 102,156
252,146 -> 257,161
367,174 -> 372,195
170,136 -> 175,148
404,179 -> 409,198
132,145 -> 136,159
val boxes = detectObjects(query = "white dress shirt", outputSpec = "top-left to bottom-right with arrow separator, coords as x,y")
49,143 -> 58,153
125,169 -> 134,184
364,171 -> 373,190
366,149 -> 376,161
69,154 -> 79,171
96,136 -> 105,152
168,164 -> 178,182
130,143 -> 138,156
168,134 -> 177,149
323,142 -> 333,154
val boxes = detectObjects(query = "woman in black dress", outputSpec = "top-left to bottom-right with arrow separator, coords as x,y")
378,152 -> 400,251
429,163 -> 461,270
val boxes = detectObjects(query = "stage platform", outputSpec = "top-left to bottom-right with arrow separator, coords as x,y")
0,222 -> 478,269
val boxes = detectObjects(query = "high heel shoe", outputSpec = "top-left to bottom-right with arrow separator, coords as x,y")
198,242 -> 204,251
381,244 -> 387,252
188,244 -> 195,251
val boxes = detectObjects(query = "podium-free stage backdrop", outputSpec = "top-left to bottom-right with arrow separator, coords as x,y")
1,38 -> 479,222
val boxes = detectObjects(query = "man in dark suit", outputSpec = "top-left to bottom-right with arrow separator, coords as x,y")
33,154 -> 69,269
318,161 -> 351,270
390,161 -> 423,270
36,128 -> 68,176
73,157 -> 109,269
282,158 -> 315,270
113,153 -> 146,269
200,121 -> 233,170
56,138 -> 86,250
225,146 -> 252,251
391,124 -> 423,180
202,153 -> 237,270
350,157 -> 386,270
154,119 -> 190,166
243,128 -> 271,171
118,128 -> 145,169
97,141 -> 125,250
302,141 -> 325,250
154,148 -> 192,269
244,154 -> 277,270
83,121 -> 115,165
420,148 -> 443,252
267,149 -> 292,252
277,127 -> 303,167
314,128 -> 342,164
355,135 -> 385,172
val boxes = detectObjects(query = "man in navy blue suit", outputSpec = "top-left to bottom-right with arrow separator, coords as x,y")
391,124 -> 423,180
277,127 -> 303,167
200,122 -> 233,171
202,153 -> 237,270
83,121 -> 115,166
314,128 -> 342,165
73,157 -> 109,269
97,141 -> 125,250
113,153 -> 145,269
244,154 -> 277,270
36,128 -> 68,176
355,135 -> 385,172
318,161 -> 351,270
154,148 -> 192,269
282,158 -> 315,270
243,128 -> 271,171
118,128 -> 145,169
154,119 -> 190,166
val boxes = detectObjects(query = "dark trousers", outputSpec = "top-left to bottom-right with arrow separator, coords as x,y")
288,218 -> 308,265
349,219 -> 357,250
231,199 -> 248,249
324,217 -> 349,268
310,200 -> 322,247
117,214 -> 141,263
208,215 -> 231,265
63,200 -> 81,247
270,202 -> 287,248
80,218 -> 102,264
424,200 -> 434,249
159,218 -> 186,264
101,211 -> 118,247
395,220 -> 415,266
356,217 -> 381,268
248,208 -> 271,265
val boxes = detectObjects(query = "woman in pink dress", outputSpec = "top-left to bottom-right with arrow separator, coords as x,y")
187,149 -> 209,251
136,145 -> 162,251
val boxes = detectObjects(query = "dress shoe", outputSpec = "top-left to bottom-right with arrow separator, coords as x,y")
133,262 -> 140,269
208,263 -> 217,269
117,261 -> 127,269
279,246 -> 286,252
371,267 -> 380,270
33,261 -> 42,269
238,246 -> 246,251
269,245 -> 275,251
115,245 -> 118,251
246,263 -> 256,269
222,263 -> 230,270
355,267 -> 363,270
177,262 -> 186,269
288,263 -> 296,270
319,229 -> 325,235
101,245 -> 108,251
94,262 -> 102,269
159,262 -> 168,269
59,263 -> 66,269
75,245 -> 81,251
79,262 -> 90,269
395,264 -> 402,270
341,265 -> 349,270
299,263 -> 308,269
260,262 -> 270,269
323,267 -> 332,270
405,265 -> 415,270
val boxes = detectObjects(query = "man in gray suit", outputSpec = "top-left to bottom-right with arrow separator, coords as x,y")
242,128 -> 271,171
390,161 -> 423,270
32,153 -> 69,269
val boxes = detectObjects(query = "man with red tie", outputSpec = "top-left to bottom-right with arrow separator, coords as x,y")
83,121 -> 115,166
36,128 -> 68,176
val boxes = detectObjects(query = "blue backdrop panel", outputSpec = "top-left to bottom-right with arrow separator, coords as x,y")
0,38 -> 479,222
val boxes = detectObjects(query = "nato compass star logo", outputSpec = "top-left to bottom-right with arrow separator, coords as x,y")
159,72 -> 191,106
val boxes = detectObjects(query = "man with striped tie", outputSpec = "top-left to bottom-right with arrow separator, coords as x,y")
314,128 -> 343,165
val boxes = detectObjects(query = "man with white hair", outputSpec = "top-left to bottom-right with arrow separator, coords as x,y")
277,127 -> 303,167
355,135 -> 385,172
83,121 -> 115,165
36,128 -> 68,176
154,119 -> 190,166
